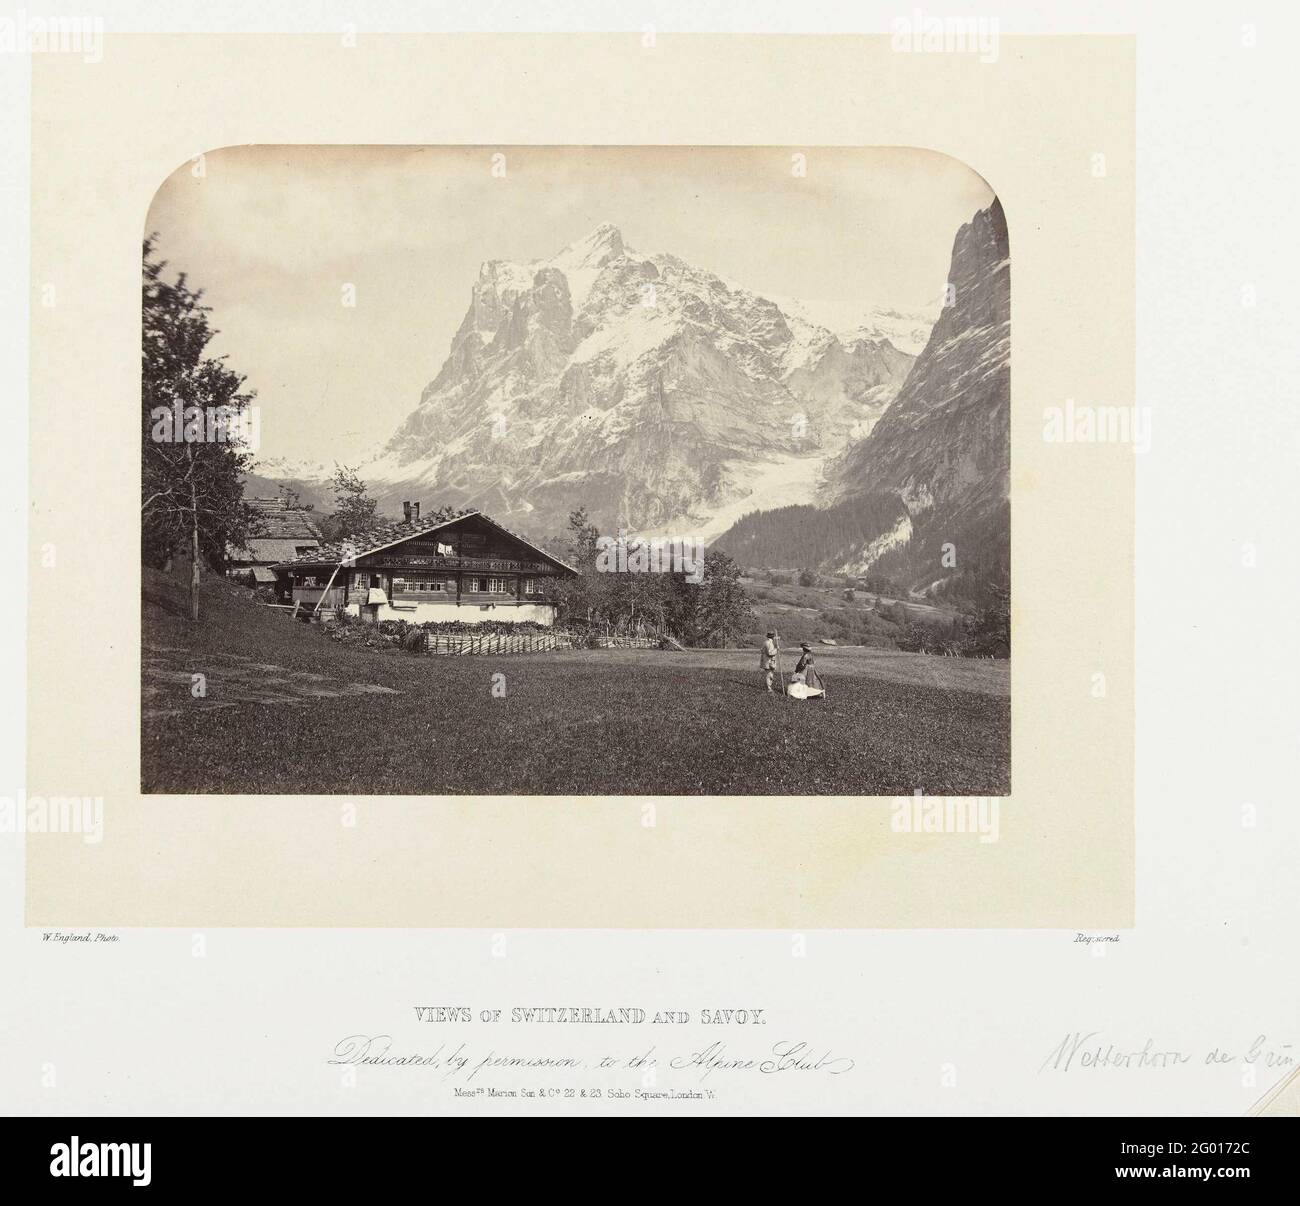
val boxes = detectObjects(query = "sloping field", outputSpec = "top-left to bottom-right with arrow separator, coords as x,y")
142,569 -> 1009,796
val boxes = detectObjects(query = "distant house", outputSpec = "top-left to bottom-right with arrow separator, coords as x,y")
227,497 -> 323,591
274,504 -> 577,625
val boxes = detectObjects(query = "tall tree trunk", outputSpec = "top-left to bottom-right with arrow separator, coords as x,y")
187,443 -> 200,621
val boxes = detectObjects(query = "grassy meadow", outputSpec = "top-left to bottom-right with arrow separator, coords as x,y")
142,570 -> 1009,796
739,573 -> 963,649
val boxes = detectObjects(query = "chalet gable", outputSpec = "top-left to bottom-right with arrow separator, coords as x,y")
272,510 -> 575,576
356,513 -> 568,575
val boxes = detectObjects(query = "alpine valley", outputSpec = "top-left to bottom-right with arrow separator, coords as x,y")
259,206 -> 1008,601
712,200 -> 1010,601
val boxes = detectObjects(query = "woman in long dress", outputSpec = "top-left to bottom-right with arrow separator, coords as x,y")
790,643 -> 824,696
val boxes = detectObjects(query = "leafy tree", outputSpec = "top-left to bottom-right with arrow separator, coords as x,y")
880,601 -> 911,627
565,506 -> 600,568
552,507 -> 607,626
798,568 -> 818,588
550,515 -> 754,646
322,466 -> 378,542
141,235 -> 257,619
958,585 -> 1010,658
843,588 -> 856,602
861,573 -> 905,597
682,551 -> 755,647
276,483 -> 308,510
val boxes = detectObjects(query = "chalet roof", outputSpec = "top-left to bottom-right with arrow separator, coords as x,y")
244,497 -> 322,540
228,498 -> 323,563
271,510 -> 576,575
231,537 -> 322,563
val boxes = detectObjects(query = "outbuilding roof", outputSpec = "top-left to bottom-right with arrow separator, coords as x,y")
228,498 -> 323,563
245,496 -> 322,538
232,537 -> 322,563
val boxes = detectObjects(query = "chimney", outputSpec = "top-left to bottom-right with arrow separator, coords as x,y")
402,501 -> 412,523
411,501 -> 421,522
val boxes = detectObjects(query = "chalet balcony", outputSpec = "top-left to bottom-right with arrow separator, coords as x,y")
386,590 -> 551,607
454,593 -> 550,607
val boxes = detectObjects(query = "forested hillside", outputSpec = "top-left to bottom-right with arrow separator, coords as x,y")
711,492 -> 908,570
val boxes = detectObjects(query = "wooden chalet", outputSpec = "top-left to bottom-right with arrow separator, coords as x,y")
227,497 -> 323,592
274,505 -> 576,625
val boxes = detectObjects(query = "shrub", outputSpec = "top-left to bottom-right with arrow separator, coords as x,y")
417,618 -> 549,635
822,609 -> 853,637
327,623 -> 404,651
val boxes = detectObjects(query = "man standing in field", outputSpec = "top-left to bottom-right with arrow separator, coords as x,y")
760,630 -> 780,693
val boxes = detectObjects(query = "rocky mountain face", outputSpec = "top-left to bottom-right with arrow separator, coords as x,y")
361,224 -> 922,534
820,199 -> 1009,597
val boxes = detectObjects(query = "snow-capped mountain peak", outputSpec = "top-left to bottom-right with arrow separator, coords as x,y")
351,225 -> 930,534
547,222 -> 627,308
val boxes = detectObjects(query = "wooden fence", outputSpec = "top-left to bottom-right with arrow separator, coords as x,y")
419,632 -> 661,655
421,630 -> 581,656
265,604 -> 667,653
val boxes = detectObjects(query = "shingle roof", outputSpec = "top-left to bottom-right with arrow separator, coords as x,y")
232,537 -> 322,563
274,514 -> 469,567
229,500 -> 323,562
244,497 -> 323,540
272,509 -> 576,574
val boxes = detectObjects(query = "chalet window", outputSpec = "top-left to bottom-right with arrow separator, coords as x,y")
393,574 -> 451,594
353,573 -> 370,590
523,577 -> 545,597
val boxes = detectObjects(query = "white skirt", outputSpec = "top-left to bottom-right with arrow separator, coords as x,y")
786,681 -> 824,699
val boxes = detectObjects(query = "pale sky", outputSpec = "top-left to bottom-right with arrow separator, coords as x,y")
146,145 -> 994,465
